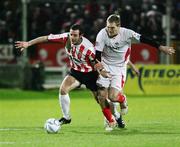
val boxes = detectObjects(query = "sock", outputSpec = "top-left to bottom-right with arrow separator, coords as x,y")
59,94 -> 70,119
102,107 -> 114,123
112,102 -> 120,120
117,93 -> 125,103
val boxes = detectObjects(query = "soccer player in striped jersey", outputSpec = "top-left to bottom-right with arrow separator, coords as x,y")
94,14 -> 175,127
15,24 -> 117,128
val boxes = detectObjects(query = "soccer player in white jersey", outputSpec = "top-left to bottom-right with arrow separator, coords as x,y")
94,14 -> 175,127
15,24 -> 118,128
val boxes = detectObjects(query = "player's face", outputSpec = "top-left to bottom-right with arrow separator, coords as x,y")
70,29 -> 81,45
106,22 -> 119,37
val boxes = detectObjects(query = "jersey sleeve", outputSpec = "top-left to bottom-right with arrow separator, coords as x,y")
47,33 -> 68,43
95,29 -> 105,52
125,29 -> 141,43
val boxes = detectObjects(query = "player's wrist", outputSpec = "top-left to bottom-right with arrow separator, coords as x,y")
158,45 -> 164,52
99,68 -> 105,72
27,41 -> 31,47
94,62 -> 103,71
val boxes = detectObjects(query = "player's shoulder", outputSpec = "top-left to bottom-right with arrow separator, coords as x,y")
98,28 -> 107,35
120,27 -> 133,33
82,37 -> 95,52
120,27 -> 135,37
96,28 -> 108,40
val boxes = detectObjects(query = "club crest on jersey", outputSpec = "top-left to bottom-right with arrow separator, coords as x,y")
115,42 -> 119,46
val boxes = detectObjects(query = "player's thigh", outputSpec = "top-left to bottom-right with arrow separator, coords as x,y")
97,88 -> 108,108
97,87 -> 108,99
108,87 -> 120,101
60,75 -> 80,94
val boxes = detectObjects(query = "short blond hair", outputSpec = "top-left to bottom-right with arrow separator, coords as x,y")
107,14 -> 120,26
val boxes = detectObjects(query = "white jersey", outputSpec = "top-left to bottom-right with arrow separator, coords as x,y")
95,27 -> 141,66
48,33 -> 95,72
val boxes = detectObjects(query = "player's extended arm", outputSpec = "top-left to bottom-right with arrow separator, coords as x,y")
128,60 -> 140,76
140,36 -> 175,55
93,50 -> 111,78
15,36 -> 48,51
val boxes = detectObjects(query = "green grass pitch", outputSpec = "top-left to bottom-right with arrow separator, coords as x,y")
0,89 -> 180,147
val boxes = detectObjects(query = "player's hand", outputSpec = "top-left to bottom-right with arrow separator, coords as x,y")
99,69 -> 112,78
94,59 -> 103,70
134,68 -> 140,76
94,59 -> 111,78
159,45 -> 175,55
15,41 -> 29,52
131,66 -> 140,76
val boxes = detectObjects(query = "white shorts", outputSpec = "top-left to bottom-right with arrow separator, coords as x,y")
96,63 -> 127,91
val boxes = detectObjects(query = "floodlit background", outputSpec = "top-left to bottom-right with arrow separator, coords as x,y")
0,0 -> 179,90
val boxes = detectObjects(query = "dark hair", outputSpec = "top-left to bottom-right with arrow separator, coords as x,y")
107,14 -> 120,26
70,24 -> 83,35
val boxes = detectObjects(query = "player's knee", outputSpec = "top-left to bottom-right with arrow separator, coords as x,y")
98,95 -> 105,103
97,94 -> 106,104
97,96 -> 106,108
59,86 -> 68,95
108,97 -> 117,102
109,92 -> 120,102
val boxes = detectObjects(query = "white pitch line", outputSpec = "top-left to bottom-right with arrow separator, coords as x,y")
0,128 -> 25,131
0,128 -> 42,131
0,142 -> 15,144
0,141 -> 32,144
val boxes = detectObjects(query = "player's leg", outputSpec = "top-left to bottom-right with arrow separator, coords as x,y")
92,91 -> 113,131
102,99 -> 116,130
110,101 -> 125,128
91,91 -> 119,130
108,87 -> 128,115
103,99 -> 125,128
91,91 -> 99,104
97,88 -> 117,128
107,84 -> 127,127
109,102 -> 120,120
117,92 -> 128,115
85,71 -> 116,128
108,65 -> 128,115
59,75 -> 80,125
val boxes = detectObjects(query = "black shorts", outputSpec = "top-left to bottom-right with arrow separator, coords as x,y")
69,69 -> 98,91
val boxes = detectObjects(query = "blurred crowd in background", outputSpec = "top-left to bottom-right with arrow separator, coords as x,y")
0,0 -> 179,44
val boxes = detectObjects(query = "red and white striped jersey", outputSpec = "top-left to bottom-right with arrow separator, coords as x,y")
48,33 -> 95,72
95,27 -> 141,66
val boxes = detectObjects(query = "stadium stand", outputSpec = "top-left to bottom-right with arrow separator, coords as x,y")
0,0 -> 179,89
